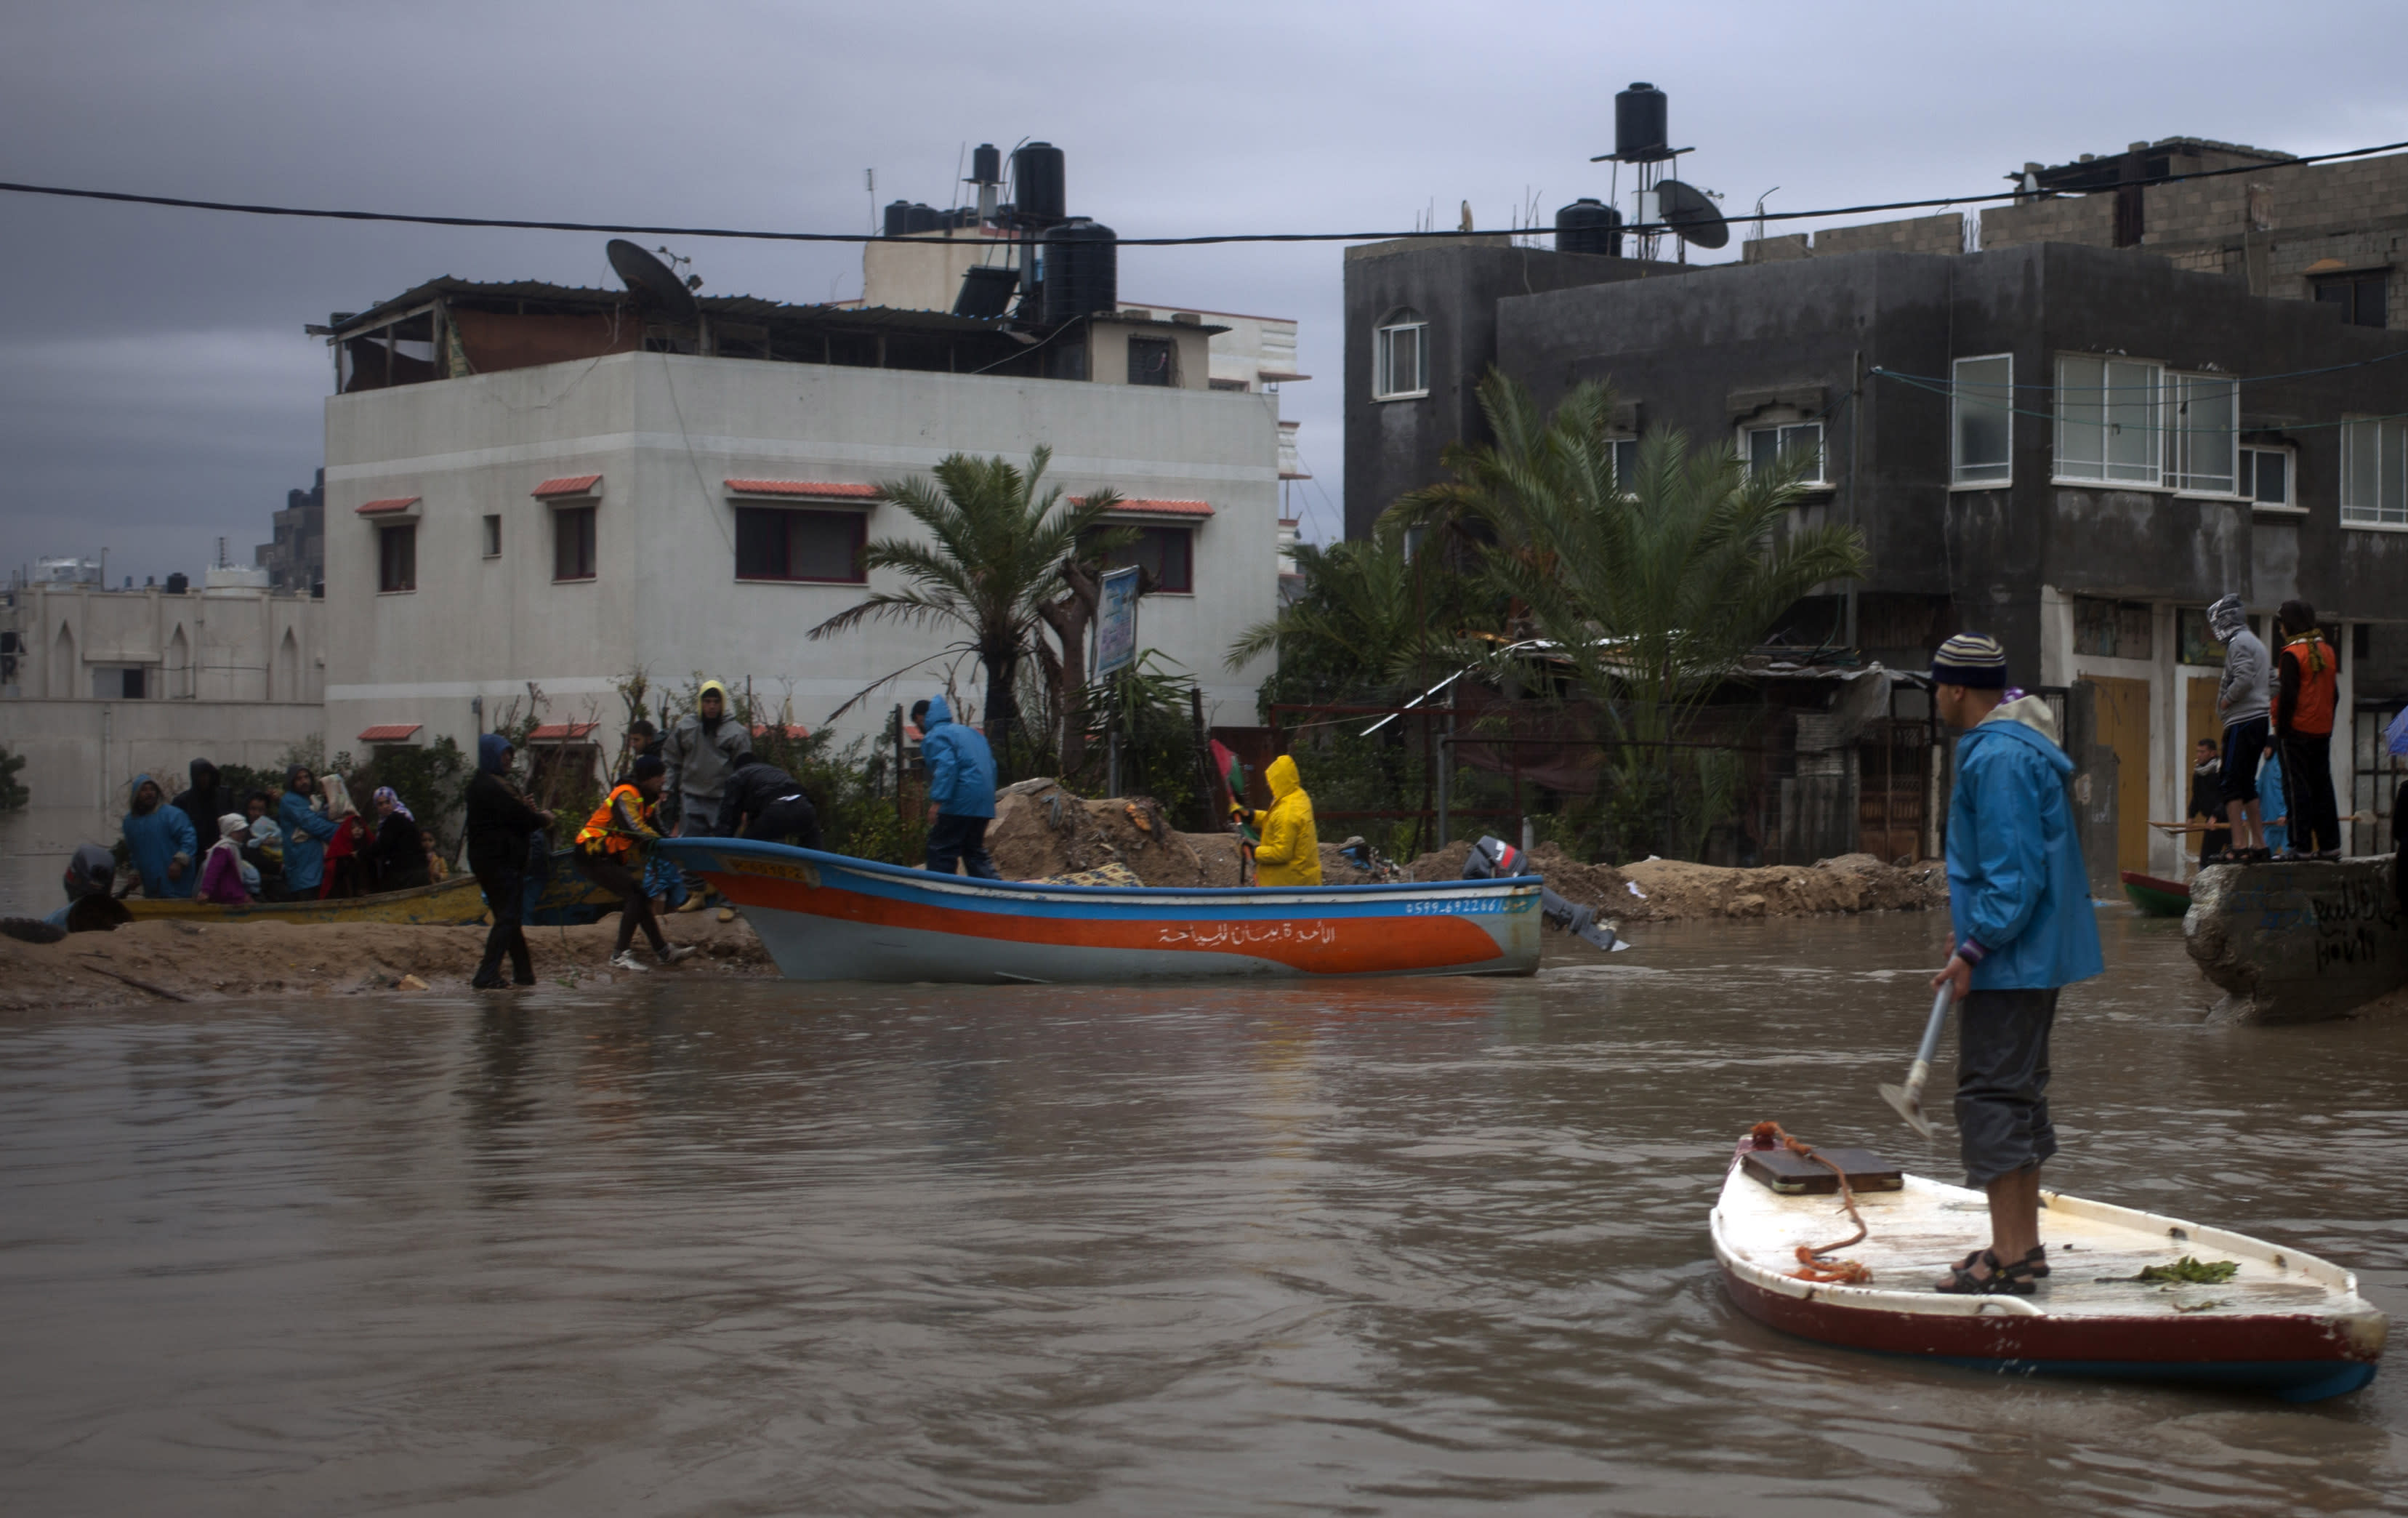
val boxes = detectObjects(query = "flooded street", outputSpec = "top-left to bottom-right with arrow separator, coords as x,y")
2,909 -> 2404,1515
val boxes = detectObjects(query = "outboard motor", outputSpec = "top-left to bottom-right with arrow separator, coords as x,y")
1462,835 -> 1626,952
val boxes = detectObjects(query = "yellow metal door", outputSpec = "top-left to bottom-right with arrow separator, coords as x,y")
2083,675 -> 2153,875
2187,676 -> 2221,765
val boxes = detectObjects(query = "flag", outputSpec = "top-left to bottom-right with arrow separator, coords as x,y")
1210,739 -> 1258,846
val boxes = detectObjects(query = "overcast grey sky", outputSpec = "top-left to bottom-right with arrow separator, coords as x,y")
4,0 -> 2404,585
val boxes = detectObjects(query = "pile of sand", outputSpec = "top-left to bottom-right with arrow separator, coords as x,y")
0,910 -> 773,1013
1400,842 -> 1943,922
986,779 -> 1223,886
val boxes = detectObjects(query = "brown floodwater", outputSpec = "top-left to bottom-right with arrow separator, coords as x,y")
1,909 -> 2404,1515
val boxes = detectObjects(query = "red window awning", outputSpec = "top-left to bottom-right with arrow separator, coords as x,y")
358,723 -> 422,742
531,474 -> 603,498
528,721 -> 600,741
725,479 -> 880,499
355,497 -> 421,515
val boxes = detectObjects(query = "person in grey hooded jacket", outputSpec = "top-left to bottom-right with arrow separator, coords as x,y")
2208,594 -> 2270,860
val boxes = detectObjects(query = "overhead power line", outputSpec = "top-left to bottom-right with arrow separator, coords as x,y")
2,136 -> 2407,247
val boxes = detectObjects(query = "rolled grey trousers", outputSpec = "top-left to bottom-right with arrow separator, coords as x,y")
1954,987 -> 2060,1188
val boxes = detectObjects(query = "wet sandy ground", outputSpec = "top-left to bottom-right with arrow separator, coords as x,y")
1,909 -> 2402,1514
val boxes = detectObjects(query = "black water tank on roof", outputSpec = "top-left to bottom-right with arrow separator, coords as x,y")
1615,82 -> 1668,161
1014,142 -> 1067,225
882,199 -> 914,237
971,142 -> 1001,185
1555,198 -> 1623,257
1040,219 -> 1116,326
905,203 -> 944,233
164,572 -> 190,595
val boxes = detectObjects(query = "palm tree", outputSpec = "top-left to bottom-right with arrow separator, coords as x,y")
1223,524 -> 1474,702
1393,369 -> 1868,744
1390,369 -> 1869,856
810,447 -> 1126,753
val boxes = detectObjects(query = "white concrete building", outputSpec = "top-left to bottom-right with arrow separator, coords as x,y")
318,279 -> 1281,761
0,569 -> 327,814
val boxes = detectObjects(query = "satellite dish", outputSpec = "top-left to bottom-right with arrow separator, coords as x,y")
607,238 -> 700,324
1655,180 -> 1729,249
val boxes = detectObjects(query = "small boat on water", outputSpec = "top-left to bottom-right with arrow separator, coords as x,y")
1712,1132 -> 2385,1401
122,851 -> 614,928
2119,870 -> 2192,917
653,836 -> 1543,983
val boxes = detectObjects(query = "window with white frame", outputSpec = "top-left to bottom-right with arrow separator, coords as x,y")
2166,372 -> 2237,494
2238,446 -> 2296,510
1374,309 -> 1428,398
1743,420 -> 1827,486
2055,356 -> 2162,485
2342,416 -> 2408,526
1608,435 -> 1640,494
1952,354 -> 2013,485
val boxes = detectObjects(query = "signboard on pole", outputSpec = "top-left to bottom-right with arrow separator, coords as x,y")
1094,566 -> 1140,678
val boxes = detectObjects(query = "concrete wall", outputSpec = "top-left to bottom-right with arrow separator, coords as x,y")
321,350 -> 1281,759
1,581 -> 323,703
1744,213 -> 1966,262
1341,241 -> 1688,538
0,698 -> 324,829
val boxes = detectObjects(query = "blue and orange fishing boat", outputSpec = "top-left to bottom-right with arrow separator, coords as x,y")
652,837 -> 1545,983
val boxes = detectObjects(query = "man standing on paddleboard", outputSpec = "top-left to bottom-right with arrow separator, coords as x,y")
1927,632 -> 2105,1295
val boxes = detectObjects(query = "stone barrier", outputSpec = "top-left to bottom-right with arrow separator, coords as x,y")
2184,858 -> 2407,1024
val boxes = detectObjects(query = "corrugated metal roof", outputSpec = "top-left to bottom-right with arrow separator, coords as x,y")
725,479 -> 880,498
531,474 -> 603,498
355,497 -> 421,515
358,723 -> 422,742
528,721 -> 599,741
327,277 -> 1015,338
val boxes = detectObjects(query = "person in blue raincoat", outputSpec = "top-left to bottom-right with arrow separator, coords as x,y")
277,763 -> 340,898
121,774 -> 197,899
1926,633 -> 2103,1297
2255,747 -> 2288,857
913,694 -> 999,879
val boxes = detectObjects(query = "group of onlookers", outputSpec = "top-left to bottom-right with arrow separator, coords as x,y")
112,756 -> 444,907
2202,595 -> 2345,863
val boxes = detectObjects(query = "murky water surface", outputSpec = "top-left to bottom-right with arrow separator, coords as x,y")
3,911 -> 2404,1515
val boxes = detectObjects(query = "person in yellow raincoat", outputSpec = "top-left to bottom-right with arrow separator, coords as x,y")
1238,754 -> 1321,886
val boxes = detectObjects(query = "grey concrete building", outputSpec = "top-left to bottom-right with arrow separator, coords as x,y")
1343,186 -> 2408,878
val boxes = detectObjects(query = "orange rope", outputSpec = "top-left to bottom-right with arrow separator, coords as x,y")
1751,1121 -> 1873,1284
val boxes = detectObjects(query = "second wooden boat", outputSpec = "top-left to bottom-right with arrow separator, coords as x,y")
1713,1131 -> 2385,1401
2119,870 -> 2191,917
653,836 -> 1542,983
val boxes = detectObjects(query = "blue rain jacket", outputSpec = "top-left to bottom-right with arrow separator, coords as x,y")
279,784 -> 340,891
920,695 -> 997,819
1945,700 -> 2106,992
122,774 -> 198,899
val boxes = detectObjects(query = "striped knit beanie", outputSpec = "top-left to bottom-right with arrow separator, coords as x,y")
1931,632 -> 2008,690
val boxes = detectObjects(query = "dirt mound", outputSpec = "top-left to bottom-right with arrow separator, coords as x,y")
987,779 -> 1213,886
1400,842 -> 1941,922
1620,854 -> 1946,919
0,911 -> 774,1013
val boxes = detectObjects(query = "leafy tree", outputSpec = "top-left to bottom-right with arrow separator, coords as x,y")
810,447 -> 1129,768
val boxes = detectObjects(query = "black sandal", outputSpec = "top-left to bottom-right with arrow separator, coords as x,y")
1936,1249 -> 2039,1296
2022,1244 -> 2049,1278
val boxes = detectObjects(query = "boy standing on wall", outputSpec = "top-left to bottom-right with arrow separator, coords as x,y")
1925,633 -> 2104,1296
2272,600 -> 2343,861
2207,595 -> 2270,862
